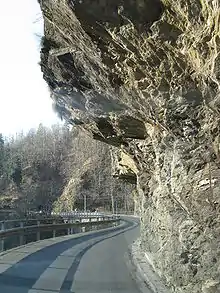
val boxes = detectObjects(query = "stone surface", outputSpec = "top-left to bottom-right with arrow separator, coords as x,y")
39,0 -> 220,292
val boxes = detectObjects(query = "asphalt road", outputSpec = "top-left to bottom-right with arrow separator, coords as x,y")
0,218 -> 145,293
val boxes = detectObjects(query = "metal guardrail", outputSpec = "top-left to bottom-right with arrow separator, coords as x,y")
51,211 -> 106,217
0,212 -> 110,230
0,214 -> 120,252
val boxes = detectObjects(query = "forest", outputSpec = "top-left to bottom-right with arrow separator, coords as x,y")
0,123 -> 134,218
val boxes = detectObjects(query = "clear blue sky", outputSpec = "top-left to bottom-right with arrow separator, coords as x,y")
0,0 -> 59,136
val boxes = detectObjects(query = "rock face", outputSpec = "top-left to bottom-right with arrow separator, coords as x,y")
39,0 -> 220,292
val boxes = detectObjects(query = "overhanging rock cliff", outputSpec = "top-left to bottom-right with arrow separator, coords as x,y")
39,0 -> 220,292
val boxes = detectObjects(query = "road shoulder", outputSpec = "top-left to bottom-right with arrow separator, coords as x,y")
128,239 -> 171,293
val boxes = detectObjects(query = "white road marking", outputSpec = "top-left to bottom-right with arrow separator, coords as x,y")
49,255 -> 75,269
0,263 -> 12,273
0,252 -> 28,264
14,246 -> 43,254
60,242 -> 91,257
32,267 -> 68,291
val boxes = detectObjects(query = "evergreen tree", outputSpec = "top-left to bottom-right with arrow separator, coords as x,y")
11,158 -> 22,188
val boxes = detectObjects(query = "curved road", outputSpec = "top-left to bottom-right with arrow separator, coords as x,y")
0,218 -> 148,293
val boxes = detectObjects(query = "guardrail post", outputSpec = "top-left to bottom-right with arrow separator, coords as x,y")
1,222 -> 5,252
70,226 -> 73,235
70,219 -> 74,234
19,222 -> 24,246
52,220 -> 56,238
37,221 -> 40,241
89,217 -> 92,231
67,219 -> 71,235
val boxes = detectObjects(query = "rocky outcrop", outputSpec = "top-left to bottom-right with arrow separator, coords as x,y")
39,0 -> 220,292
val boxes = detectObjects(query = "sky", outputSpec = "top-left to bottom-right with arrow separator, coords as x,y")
0,0 -> 59,136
